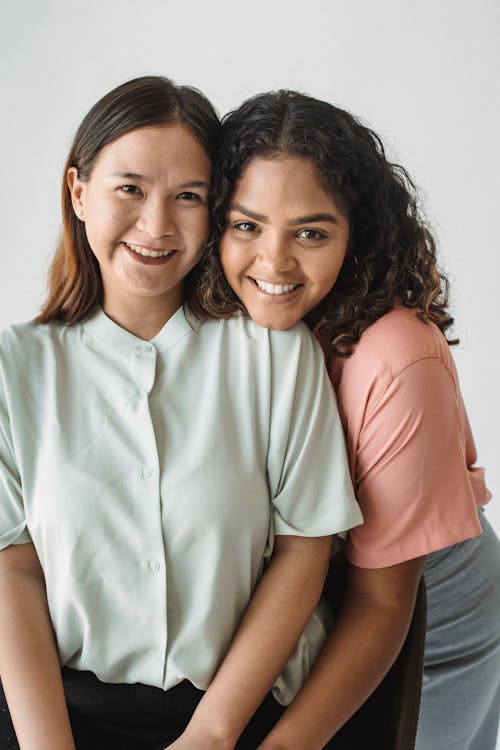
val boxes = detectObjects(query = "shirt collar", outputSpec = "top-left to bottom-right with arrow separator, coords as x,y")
83,305 -> 196,354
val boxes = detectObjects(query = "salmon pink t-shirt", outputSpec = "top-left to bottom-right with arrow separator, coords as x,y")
322,306 -> 490,568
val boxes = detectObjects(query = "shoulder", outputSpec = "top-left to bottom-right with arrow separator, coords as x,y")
194,316 -> 326,403
198,313 -> 321,357
0,319 -> 83,372
328,306 -> 460,428
0,319 -> 46,357
353,306 -> 451,376
331,306 -> 454,387
0,318 -> 72,345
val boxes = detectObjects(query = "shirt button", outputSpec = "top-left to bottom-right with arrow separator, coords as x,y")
140,343 -> 153,353
142,467 -> 154,479
148,560 -> 161,573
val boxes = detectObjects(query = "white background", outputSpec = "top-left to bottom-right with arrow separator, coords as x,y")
2,0 -> 499,548
1,1 -> 499,732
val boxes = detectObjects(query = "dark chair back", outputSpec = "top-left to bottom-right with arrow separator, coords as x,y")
323,557 -> 427,750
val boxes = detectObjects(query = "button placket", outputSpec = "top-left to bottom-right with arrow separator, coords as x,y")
130,342 -> 167,673
134,343 -> 156,398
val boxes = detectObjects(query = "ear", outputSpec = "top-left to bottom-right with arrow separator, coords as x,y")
67,167 -> 86,221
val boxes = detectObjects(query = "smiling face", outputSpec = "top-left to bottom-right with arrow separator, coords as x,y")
219,156 -> 349,330
67,124 -> 211,324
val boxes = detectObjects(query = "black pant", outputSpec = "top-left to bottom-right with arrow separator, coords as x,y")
0,669 -> 285,750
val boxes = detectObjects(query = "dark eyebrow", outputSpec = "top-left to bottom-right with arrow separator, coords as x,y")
110,171 -> 150,182
229,203 -> 269,223
178,181 -> 210,190
229,203 -> 339,226
109,173 -> 210,190
288,213 -> 339,225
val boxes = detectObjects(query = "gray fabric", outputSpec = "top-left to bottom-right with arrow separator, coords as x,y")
417,509 -> 500,749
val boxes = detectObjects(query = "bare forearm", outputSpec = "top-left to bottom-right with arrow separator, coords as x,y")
259,558 -> 426,750
0,547 -> 75,750
260,596 -> 412,749
183,536 -> 332,748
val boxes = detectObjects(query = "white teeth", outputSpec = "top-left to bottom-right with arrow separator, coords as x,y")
254,280 -> 299,295
126,242 -> 173,258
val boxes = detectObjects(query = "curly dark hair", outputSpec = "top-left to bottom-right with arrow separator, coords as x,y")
191,90 -> 457,356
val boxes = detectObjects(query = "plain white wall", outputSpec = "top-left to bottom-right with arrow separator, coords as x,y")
1,0 -> 499,563
1,1 -> 499,744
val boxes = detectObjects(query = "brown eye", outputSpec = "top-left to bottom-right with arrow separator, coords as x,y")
297,228 -> 326,240
235,222 -> 257,232
177,191 -> 203,202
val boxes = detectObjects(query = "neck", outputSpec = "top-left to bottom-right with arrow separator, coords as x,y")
102,291 -> 183,340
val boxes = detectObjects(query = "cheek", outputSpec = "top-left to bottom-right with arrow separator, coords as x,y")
302,261 -> 343,309
185,210 -> 209,244
85,200 -> 127,238
322,264 -> 343,289
195,206 -> 209,231
313,251 -> 345,287
219,239 -> 236,279
220,238 -> 248,281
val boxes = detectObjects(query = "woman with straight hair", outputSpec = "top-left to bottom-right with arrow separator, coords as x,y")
198,89 -> 500,750
0,78 -> 362,750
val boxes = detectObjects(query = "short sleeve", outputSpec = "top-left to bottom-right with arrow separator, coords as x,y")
346,357 -> 482,567
267,327 -> 363,538
0,359 -> 31,549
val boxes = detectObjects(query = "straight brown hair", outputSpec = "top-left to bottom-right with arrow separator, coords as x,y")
37,76 -> 219,324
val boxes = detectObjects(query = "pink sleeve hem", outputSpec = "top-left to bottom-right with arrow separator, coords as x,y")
345,519 -> 483,569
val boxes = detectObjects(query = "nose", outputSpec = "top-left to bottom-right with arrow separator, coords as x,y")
135,197 -> 176,239
258,233 -> 297,273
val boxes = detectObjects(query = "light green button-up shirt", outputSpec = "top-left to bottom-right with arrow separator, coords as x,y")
0,307 -> 362,703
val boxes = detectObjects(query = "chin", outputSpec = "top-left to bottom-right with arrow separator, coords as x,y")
252,312 -> 299,331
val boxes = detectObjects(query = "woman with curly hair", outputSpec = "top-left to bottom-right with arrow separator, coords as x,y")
194,91 -> 500,749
